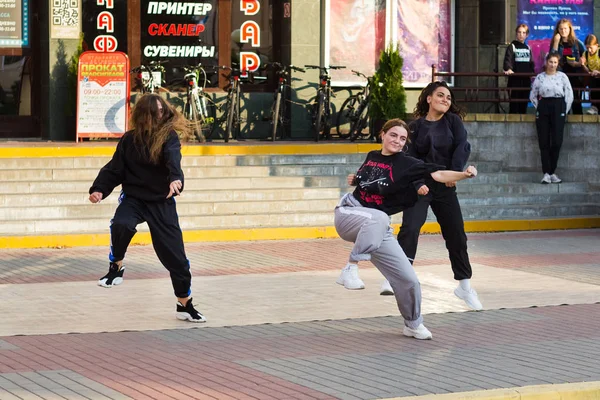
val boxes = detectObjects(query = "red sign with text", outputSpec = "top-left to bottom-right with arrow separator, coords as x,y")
76,51 -> 130,141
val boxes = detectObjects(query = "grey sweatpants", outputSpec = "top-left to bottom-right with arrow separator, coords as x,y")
334,193 -> 423,329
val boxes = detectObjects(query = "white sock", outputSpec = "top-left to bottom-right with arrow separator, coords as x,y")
459,279 -> 471,291
345,262 -> 358,270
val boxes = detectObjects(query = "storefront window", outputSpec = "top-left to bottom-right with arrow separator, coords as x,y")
140,0 -> 219,87
0,56 -> 27,115
329,0 -> 386,85
398,0 -> 452,86
327,0 -> 453,88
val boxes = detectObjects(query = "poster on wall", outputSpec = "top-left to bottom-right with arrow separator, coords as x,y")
329,0 -> 386,85
398,0 -> 452,87
518,0 -> 594,73
76,51 -> 130,141
82,0 -> 127,53
0,0 -> 29,47
140,0 -> 218,84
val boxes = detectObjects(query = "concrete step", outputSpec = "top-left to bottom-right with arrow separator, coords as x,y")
0,199 -> 340,223
0,166 -> 273,182
0,176 -> 309,194
0,156 -> 239,169
456,182 -> 588,195
458,192 -> 600,206
0,188 -> 342,207
455,204 -> 600,221
5,210 -> 370,235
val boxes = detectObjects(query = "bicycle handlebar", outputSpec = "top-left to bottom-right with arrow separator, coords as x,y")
351,70 -> 368,79
304,65 -> 346,71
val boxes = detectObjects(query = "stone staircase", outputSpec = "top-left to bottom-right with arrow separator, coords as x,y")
0,151 -> 598,243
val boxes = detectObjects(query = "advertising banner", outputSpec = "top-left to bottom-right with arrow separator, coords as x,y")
398,0 -> 452,87
518,0 -> 594,72
140,1 -> 218,74
0,0 -> 29,47
76,51 -> 130,141
329,0 -> 386,85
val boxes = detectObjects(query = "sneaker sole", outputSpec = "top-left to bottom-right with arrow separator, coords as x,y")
176,312 -> 207,323
380,290 -> 394,296
454,289 -> 483,311
97,277 -> 123,288
336,276 -> 365,290
402,328 -> 432,340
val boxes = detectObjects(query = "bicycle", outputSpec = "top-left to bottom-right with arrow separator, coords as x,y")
130,60 -> 168,94
268,62 -> 305,141
210,66 -> 266,142
304,64 -> 345,142
336,70 -> 375,142
182,63 -> 218,142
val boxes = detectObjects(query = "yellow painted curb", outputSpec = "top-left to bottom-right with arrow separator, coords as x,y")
1,217 -> 598,249
0,143 -> 380,158
383,381 -> 600,400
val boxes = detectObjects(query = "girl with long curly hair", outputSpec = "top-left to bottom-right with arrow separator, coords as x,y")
550,18 -> 585,114
88,94 -> 206,323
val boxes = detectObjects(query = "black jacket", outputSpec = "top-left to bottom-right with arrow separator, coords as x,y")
89,130 -> 184,202
503,41 -> 535,73
407,113 -> 471,190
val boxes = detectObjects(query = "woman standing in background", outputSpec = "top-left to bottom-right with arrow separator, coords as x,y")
503,24 -> 535,114
529,53 -> 573,184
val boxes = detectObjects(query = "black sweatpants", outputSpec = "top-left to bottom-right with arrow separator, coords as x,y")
535,97 -> 566,175
109,194 -> 192,298
508,76 -> 531,114
397,181 -> 472,281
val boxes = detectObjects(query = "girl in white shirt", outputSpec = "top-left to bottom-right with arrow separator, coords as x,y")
529,53 -> 573,184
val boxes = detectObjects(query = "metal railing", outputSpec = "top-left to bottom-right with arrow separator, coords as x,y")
431,64 -> 599,105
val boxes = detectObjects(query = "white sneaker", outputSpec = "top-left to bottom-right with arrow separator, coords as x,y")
336,263 -> 365,290
586,106 -> 598,115
380,279 -> 394,296
403,324 -> 433,340
454,286 -> 483,311
541,173 -> 551,184
550,174 -> 562,183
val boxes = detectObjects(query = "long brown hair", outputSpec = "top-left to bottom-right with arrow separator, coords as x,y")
413,81 -> 466,119
129,94 -> 192,165
585,34 -> 598,47
553,18 -> 577,46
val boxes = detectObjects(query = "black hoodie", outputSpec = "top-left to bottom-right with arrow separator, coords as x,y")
89,130 -> 184,202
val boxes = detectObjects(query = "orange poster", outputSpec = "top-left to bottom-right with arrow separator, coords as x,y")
76,51 -> 130,141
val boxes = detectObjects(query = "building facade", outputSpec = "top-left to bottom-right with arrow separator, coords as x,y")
1,0 -> 599,140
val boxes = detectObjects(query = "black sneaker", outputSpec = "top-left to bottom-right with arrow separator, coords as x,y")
98,262 -> 124,288
176,298 -> 206,323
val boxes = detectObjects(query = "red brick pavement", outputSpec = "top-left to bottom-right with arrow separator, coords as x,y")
0,230 -> 599,284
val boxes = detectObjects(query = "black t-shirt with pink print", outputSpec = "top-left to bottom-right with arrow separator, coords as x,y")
352,150 -> 445,215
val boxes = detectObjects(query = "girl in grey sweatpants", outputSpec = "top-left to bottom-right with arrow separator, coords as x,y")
335,193 -> 423,330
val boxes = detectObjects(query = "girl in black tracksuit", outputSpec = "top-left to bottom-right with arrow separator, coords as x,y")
503,24 -> 535,114
396,81 -> 483,311
89,93 -> 206,323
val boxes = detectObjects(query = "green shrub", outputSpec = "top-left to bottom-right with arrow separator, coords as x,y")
370,44 -> 406,120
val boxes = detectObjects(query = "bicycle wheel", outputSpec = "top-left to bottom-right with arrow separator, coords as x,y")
225,91 -> 237,142
198,95 -> 217,141
313,92 -> 325,142
185,96 -> 203,142
336,95 -> 358,138
271,92 -> 282,141
349,104 -> 370,142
